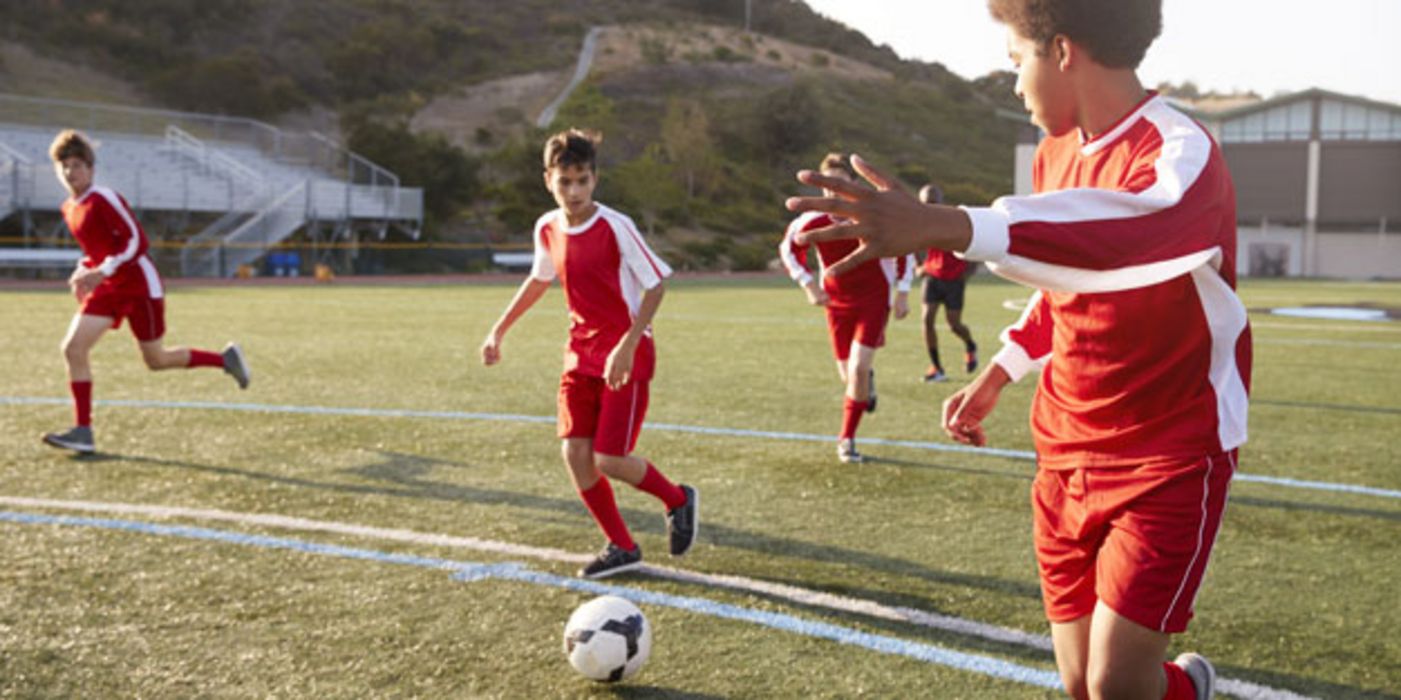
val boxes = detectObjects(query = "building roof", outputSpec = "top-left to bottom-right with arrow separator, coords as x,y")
1190,88 -> 1401,123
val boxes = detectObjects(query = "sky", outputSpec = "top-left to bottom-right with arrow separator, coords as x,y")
801,0 -> 1401,105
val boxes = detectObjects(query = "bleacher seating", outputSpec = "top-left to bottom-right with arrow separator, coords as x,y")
0,93 -> 424,277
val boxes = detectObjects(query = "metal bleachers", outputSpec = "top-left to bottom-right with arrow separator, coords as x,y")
0,93 -> 424,277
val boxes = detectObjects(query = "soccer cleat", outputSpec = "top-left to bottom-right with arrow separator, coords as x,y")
579,543 -> 643,579
837,438 -> 864,464
42,425 -> 94,454
666,485 -> 700,556
923,367 -> 948,383
222,342 -> 251,390
1173,652 -> 1216,700
965,345 -> 979,373
865,369 -> 877,413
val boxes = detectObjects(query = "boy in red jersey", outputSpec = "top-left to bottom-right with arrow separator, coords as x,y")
915,183 -> 978,383
779,153 -> 914,464
480,129 -> 697,579
784,1 -> 1247,698
42,130 -> 250,455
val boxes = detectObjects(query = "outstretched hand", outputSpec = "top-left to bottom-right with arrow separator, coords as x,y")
784,154 -> 972,278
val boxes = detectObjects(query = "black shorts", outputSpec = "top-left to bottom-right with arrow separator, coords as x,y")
922,276 -> 966,310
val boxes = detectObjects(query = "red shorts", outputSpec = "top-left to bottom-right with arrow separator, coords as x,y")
556,372 -> 650,456
1032,451 -> 1235,633
825,302 -> 888,362
82,287 -> 166,342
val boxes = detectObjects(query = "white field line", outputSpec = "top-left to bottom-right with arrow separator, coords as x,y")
6,395 -> 1401,501
0,496 -> 1318,700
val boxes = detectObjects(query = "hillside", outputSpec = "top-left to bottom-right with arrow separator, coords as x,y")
0,0 -> 1023,272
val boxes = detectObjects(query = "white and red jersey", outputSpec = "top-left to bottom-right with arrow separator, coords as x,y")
530,203 -> 673,381
922,248 -> 968,280
780,212 -> 914,309
62,185 -> 163,300
960,93 -> 1251,469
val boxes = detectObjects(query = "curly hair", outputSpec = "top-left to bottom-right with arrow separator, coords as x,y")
988,0 -> 1161,69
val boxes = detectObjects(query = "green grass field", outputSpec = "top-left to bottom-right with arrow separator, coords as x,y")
1,276 -> 1398,699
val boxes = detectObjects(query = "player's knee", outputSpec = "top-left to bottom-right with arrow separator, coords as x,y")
1060,674 -> 1090,700
593,452 -> 625,477
61,339 -> 86,365
1085,664 -> 1137,700
141,352 -> 164,370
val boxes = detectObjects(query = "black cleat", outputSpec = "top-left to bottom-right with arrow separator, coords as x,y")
579,543 -> 643,579
965,344 -> 979,373
923,367 -> 948,383
666,485 -> 699,556
222,342 -> 251,389
42,425 -> 94,454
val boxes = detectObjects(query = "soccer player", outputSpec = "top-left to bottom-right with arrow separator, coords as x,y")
784,1 -> 1248,698
480,128 -> 698,580
915,183 -> 978,383
779,153 -> 914,464
42,130 -> 250,455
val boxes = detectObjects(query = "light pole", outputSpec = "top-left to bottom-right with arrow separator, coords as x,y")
745,0 -> 752,32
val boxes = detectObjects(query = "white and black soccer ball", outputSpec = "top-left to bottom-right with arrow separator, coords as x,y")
562,595 -> 652,682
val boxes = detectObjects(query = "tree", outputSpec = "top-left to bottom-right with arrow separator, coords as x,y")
660,98 -> 715,199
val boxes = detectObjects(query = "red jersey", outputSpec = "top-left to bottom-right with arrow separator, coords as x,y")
530,203 -> 672,381
961,93 -> 1251,469
780,212 -> 914,309
62,185 -> 164,299
922,248 -> 967,280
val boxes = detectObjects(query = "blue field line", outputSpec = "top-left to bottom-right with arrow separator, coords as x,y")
0,509 -> 1061,690
5,395 -> 1400,501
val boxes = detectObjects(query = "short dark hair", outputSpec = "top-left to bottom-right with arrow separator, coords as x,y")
819,152 -> 856,179
988,0 -> 1161,69
543,128 -> 600,172
49,129 -> 96,167
918,183 -> 944,205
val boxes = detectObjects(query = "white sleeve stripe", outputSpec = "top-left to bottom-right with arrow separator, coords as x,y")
779,213 -> 818,285
606,211 -> 671,289
529,215 -> 556,282
93,188 -> 142,276
992,104 -> 1212,229
987,247 -> 1220,294
993,290 -> 1049,383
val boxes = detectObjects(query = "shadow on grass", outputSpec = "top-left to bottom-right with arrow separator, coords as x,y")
1230,495 -> 1401,522
92,449 -> 1041,600
1215,664 -> 1401,700
860,454 -> 1032,481
602,687 -> 727,700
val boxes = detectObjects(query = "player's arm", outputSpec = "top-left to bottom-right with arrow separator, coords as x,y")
943,291 -> 1051,446
605,211 -> 674,389
606,283 -> 664,390
779,216 -> 828,306
481,276 -> 550,366
892,252 -> 915,320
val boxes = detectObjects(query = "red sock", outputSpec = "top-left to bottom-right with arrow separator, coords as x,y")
578,479 -> 636,551
634,462 -> 686,510
71,380 -> 92,427
187,349 -> 223,369
840,397 -> 867,440
1162,661 -> 1196,700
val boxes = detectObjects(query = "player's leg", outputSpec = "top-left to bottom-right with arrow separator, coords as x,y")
921,276 -> 946,381
593,380 -> 698,556
130,298 -> 249,388
43,313 -> 111,452
944,280 -> 978,372
1050,616 -> 1093,700
1086,455 -> 1235,699
1033,467 -> 1103,698
559,372 -> 640,578
837,342 -> 876,463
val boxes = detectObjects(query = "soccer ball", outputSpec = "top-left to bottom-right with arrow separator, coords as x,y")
562,595 -> 652,682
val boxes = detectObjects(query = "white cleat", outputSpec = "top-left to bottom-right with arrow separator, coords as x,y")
1173,652 -> 1216,700
222,342 -> 251,389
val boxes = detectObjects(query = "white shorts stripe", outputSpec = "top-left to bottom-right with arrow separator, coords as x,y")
1160,455 -> 1213,631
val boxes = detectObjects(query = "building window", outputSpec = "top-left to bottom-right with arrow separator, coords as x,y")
1319,99 -> 1401,141
1221,101 -> 1313,143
